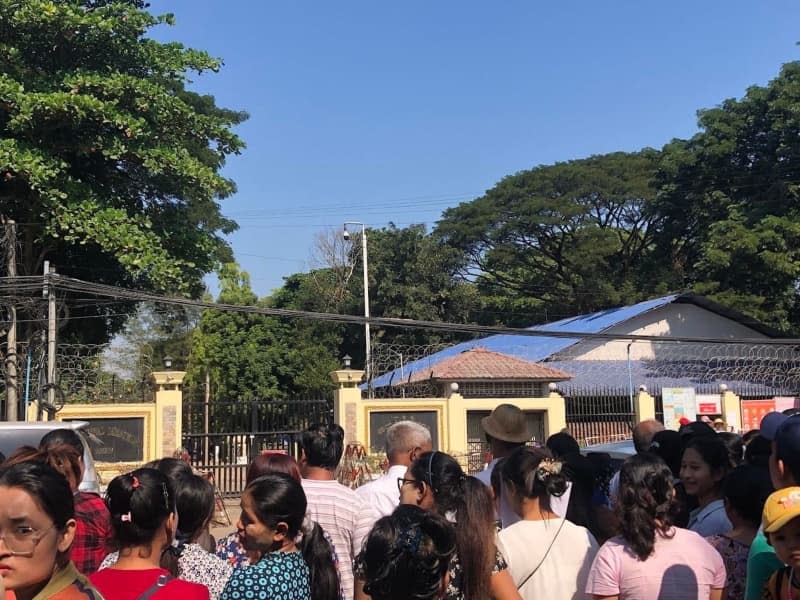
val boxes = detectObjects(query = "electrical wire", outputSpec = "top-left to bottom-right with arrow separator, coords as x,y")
9,274 -> 792,346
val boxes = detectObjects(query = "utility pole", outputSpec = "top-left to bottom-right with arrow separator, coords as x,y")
3,217 -> 18,420
204,370 -> 210,465
45,262 -> 57,420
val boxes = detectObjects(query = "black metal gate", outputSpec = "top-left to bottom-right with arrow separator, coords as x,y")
182,397 -> 333,496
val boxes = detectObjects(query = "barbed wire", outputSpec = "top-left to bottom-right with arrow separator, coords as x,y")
370,338 -> 800,398
3,275 -> 800,405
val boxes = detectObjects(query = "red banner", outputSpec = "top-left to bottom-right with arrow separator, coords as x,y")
741,399 -> 776,432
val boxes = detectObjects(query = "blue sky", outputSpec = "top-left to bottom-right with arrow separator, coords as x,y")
148,1 -> 800,297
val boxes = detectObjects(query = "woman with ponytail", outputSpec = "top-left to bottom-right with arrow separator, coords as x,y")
89,468 -> 209,599
389,451 -> 520,600
220,472 -> 339,600
586,453 -> 725,600
499,447 -> 597,599
100,472 -> 232,599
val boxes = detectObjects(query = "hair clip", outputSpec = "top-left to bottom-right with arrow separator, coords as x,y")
535,458 -> 563,482
121,512 -> 132,522
396,527 -> 423,554
131,475 -> 140,489
162,482 -> 170,511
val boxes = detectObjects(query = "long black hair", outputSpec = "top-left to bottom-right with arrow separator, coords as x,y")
246,473 -> 339,600
410,451 -> 494,600
161,473 -> 215,575
360,505 -> 455,600
617,453 -> 675,561
105,468 -> 176,561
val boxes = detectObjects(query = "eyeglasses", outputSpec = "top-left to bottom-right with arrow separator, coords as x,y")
0,523 -> 57,557
397,477 -> 422,492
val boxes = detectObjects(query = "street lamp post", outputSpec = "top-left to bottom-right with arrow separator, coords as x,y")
343,222 -> 371,386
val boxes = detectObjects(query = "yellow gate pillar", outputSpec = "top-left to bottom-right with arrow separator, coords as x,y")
331,367 -> 365,444
546,386 -> 567,435
635,387 -> 656,423
720,386 -> 742,432
151,370 -> 186,459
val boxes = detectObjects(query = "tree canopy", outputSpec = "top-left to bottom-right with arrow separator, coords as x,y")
435,151 -> 664,326
0,0 -> 247,343
652,61 -> 800,331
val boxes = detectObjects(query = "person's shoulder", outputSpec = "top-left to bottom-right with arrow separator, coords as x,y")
168,578 -> 210,599
671,526 -> 713,547
354,478 -> 377,497
560,518 -> 599,544
74,492 -> 109,515
597,535 -> 628,553
47,581 -> 104,600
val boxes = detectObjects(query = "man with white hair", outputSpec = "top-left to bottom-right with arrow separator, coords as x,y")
356,420 -> 433,517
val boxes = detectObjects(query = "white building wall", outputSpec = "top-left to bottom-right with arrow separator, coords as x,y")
558,303 -> 770,361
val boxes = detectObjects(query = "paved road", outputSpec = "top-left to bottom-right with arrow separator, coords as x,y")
210,498 -> 240,542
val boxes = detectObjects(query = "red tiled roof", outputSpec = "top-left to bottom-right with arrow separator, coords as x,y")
406,347 -> 573,383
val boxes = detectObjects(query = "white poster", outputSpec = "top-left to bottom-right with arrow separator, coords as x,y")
662,387 -> 697,430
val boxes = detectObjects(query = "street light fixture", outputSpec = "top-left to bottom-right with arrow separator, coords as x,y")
163,355 -> 173,369
343,221 -> 371,385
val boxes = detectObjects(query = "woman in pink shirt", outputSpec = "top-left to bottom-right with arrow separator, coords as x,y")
586,453 -> 725,600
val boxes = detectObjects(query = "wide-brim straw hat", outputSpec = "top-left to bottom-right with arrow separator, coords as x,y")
481,403 -> 531,444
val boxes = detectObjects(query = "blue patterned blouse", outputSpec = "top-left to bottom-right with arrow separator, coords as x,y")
220,550 -> 310,600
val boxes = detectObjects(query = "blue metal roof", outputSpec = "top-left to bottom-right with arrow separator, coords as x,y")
370,294 -> 680,388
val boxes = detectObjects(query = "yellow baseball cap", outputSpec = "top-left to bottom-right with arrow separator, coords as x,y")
763,487 -> 800,533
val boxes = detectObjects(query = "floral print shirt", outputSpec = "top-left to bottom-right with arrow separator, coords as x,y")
706,534 -> 750,600
220,550 -> 309,600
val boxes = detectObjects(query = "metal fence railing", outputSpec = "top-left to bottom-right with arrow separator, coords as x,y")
563,386 -> 636,445
182,397 -> 333,496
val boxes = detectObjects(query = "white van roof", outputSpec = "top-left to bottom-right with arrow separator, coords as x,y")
0,421 -> 89,431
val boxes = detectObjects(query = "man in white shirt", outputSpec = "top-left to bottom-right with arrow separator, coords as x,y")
300,423 -> 378,600
355,420 -> 433,517
475,403 -> 532,528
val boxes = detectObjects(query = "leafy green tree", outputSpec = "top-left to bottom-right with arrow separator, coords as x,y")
187,264 -> 337,401
0,0 -> 246,343
435,151 -> 663,325
187,265 -> 284,401
653,61 -> 800,331
364,224 -> 480,345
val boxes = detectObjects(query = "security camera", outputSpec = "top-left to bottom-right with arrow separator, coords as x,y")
342,229 -> 350,240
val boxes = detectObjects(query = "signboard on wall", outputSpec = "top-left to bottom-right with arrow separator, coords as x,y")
741,399 -> 776,432
695,394 -> 722,415
79,417 -> 145,462
662,387 -> 697,430
368,411 -> 439,454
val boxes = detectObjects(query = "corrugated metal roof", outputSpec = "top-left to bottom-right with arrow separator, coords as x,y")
371,294 -> 679,388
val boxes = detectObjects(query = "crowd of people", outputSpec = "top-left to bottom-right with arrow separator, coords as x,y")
3,407 -> 800,599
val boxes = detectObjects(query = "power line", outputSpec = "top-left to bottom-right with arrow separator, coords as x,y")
11,275 -> 793,346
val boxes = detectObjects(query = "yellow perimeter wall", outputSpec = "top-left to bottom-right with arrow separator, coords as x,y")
30,371 -> 185,466
331,369 -> 567,454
